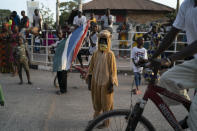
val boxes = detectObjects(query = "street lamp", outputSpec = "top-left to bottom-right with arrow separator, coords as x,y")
176,0 -> 180,14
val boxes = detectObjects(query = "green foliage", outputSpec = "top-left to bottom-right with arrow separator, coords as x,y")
0,9 -> 11,26
40,3 -> 55,29
59,0 -> 78,25
166,11 -> 176,23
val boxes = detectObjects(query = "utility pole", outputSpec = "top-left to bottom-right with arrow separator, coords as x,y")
79,0 -> 82,12
56,0 -> 60,29
176,0 -> 180,14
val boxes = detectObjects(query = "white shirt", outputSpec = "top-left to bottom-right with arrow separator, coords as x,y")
89,46 -> 97,55
131,47 -> 147,73
73,15 -> 87,26
173,0 -> 197,58
89,33 -> 98,54
101,15 -> 114,28
20,28 -> 26,39
35,36 -> 41,43
52,39 -> 63,48
33,14 -> 42,28
90,33 -> 98,45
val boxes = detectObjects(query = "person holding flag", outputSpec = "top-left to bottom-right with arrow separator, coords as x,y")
53,19 -> 90,94
52,29 -> 68,95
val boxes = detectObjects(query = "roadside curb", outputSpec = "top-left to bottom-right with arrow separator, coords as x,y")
30,64 -> 133,75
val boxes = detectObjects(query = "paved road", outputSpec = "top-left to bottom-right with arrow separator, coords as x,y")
0,69 -> 194,131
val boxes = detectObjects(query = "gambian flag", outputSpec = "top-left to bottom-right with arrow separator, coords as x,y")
53,22 -> 89,72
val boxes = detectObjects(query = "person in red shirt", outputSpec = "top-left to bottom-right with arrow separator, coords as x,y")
20,10 -> 29,29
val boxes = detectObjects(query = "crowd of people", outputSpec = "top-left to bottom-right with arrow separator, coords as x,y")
0,10 -> 40,84
1,1 -> 197,129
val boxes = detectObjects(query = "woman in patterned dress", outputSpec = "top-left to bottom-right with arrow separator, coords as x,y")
0,23 -> 13,73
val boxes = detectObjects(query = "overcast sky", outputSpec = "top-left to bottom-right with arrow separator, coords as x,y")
0,0 -> 184,19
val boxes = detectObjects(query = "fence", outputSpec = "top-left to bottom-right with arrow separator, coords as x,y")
27,30 -> 187,70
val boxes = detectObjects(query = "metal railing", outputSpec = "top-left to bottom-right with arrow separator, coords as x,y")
27,30 -> 187,69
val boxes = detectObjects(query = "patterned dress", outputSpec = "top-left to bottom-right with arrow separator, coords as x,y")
10,33 -> 20,65
0,32 -> 13,73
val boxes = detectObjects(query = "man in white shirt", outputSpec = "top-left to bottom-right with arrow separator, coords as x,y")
101,8 -> 114,34
131,37 -> 147,95
33,9 -> 42,29
151,0 -> 197,130
73,11 -> 87,29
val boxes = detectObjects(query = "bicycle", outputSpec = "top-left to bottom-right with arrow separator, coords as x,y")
85,60 -> 191,131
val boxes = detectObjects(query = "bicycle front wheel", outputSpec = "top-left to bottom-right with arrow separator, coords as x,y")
85,109 -> 155,131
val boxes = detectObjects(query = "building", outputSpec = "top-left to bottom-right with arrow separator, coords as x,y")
83,0 -> 174,24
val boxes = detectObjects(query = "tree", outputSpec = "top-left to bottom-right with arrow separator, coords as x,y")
59,0 -> 86,26
40,3 -> 55,29
59,0 -> 78,26
0,9 -> 11,26
166,11 -> 176,24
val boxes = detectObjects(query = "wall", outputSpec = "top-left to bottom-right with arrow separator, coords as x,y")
127,12 -> 167,24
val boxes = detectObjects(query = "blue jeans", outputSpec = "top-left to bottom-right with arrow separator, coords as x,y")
134,72 -> 141,87
34,42 -> 40,52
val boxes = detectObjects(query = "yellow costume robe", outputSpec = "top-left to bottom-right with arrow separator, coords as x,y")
88,30 -> 118,122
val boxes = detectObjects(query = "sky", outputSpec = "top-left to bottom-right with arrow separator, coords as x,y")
0,0 -> 184,20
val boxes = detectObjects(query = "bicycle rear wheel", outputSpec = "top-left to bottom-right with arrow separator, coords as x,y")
85,109 -> 155,131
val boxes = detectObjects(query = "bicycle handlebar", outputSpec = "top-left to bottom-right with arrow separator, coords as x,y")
138,59 -> 162,84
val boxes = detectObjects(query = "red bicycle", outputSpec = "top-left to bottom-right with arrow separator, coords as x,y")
85,61 -> 191,131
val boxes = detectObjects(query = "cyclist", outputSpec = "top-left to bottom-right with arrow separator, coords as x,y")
151,0 -> 197,130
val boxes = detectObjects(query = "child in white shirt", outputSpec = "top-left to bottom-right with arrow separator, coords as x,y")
131,37 -> 147,94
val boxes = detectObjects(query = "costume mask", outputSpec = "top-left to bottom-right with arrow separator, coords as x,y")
99,37 -> 108,51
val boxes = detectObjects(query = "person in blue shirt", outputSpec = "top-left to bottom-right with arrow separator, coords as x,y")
12,11 -> 20,27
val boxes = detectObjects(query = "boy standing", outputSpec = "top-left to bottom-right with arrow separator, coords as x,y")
14,36 -> 32,85
131,37 -> 147,94
52,29 -> 68,95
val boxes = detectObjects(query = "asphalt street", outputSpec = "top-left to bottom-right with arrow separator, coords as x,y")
0,69 -> 194,131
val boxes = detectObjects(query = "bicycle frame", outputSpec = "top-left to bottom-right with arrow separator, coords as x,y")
128,83 -> 191,131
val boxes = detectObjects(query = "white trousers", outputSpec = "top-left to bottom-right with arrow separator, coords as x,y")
158,59 -> 197,131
